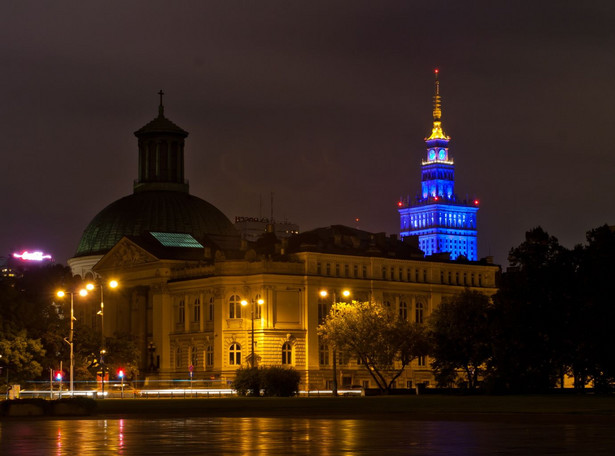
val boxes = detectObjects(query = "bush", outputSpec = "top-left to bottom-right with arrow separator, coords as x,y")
233,366 -> 301,397
233,367 -> 262,396
261,366 -> 301,397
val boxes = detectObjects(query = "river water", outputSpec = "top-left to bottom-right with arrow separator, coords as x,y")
1,417 -> 614,455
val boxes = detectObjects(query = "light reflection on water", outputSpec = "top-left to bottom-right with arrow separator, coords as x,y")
1,417 -> 614,455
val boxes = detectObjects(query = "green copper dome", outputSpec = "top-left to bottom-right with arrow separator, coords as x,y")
75,191 -> 238,257
73,95 -> 240,260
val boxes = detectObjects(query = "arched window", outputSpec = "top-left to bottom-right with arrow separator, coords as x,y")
281,342 -> 292,365
229,343 -> 241,365
229,295 -> 242,319
190,346 -> 198,368
175,347 -> 182,369
399,301 -> 408,320
415,302 -> 424,324
206,345 -> 214,368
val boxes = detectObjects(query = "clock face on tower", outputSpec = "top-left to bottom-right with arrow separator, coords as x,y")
438,149 -> 447,160
428,149 -> 436,161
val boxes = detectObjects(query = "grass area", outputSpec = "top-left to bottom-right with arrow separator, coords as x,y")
93,395 -> 615,422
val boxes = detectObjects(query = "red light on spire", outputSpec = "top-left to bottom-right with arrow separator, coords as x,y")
397,201 -> 403,207
434,68 -> 439,74
474,199 -> 479,205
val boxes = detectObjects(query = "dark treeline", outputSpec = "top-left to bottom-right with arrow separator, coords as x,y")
430,224 -> 615,392
0,265 -> 139,387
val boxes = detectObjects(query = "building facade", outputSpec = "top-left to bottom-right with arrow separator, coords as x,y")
71,92 -> 498,390
399,70 -> 479,260
93,227 -> 498,390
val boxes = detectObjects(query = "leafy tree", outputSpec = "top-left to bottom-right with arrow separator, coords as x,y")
0,330 -> 46,383
574,225 -> 615,389
428,290 -> 492,389
490,227 -> 576,392
0,264 -> 73,384
72,323 -> 141,381
318,300 -> 429,393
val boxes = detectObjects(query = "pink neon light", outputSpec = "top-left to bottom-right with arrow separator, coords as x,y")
13,251 -> 53,261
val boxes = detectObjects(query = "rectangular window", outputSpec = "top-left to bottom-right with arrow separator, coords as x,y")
418,356 -> 426,367
318,300 -> 330,324
326,263 -> 331,275
353,264 -> 358,278
335,264 -> 340,276
344,264 -> 349,277
193,299 -> 201,322
362,265 -> 367,278
178,300 -> 185,324
316,262 -> 322,274
208,298 -> 214,321
362,380 -> 370,389
319,341 -> 329,366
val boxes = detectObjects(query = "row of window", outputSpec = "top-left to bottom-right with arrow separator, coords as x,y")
317,343 -> 426,367
318,299 -> 424,324
174,342 -> 294,369
176,296 -> 214,325
316,262 -> 485,286
229,342 -> 293,366
174,345 -> 214,369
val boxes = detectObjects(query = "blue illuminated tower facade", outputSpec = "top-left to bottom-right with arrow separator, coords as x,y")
398,70 -> 479,260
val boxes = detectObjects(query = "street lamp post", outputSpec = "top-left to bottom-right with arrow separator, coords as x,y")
85,279 -> 118,397
319,289 -> 350,397
56,288 -> 88,395
241,297 -> 264,368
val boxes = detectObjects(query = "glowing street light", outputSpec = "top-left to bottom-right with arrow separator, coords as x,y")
241,297 -> 265,369
56,287 -> 89,394
319,288 -> 351,397
84,278 -> 119,397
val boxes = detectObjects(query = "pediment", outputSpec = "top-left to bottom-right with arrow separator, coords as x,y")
93,237 -> 159,272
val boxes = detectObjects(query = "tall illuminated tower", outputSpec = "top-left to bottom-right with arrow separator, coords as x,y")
398,70 -> 479,260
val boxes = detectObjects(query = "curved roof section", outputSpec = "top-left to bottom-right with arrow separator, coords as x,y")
134,113 -> 188,137
75,191 -> 238,257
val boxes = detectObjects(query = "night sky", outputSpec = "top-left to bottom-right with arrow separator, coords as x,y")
2,1 -> 614,266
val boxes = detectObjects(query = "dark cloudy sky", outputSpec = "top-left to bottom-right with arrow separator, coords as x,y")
2,1 -> 614,266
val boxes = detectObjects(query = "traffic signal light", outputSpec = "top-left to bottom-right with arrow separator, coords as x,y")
117,368 -> 125,379
54,371 -> 63,381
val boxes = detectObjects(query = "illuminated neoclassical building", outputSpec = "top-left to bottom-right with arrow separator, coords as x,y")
72,94 -> 498,390
398,70 -> 479,260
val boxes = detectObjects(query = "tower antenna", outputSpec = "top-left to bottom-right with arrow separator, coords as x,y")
433,69 -> 441,121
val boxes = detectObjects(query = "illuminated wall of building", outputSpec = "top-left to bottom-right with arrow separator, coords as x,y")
399,70 -> 479,261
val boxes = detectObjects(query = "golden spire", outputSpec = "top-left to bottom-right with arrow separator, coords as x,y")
426,68 -> 450,141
